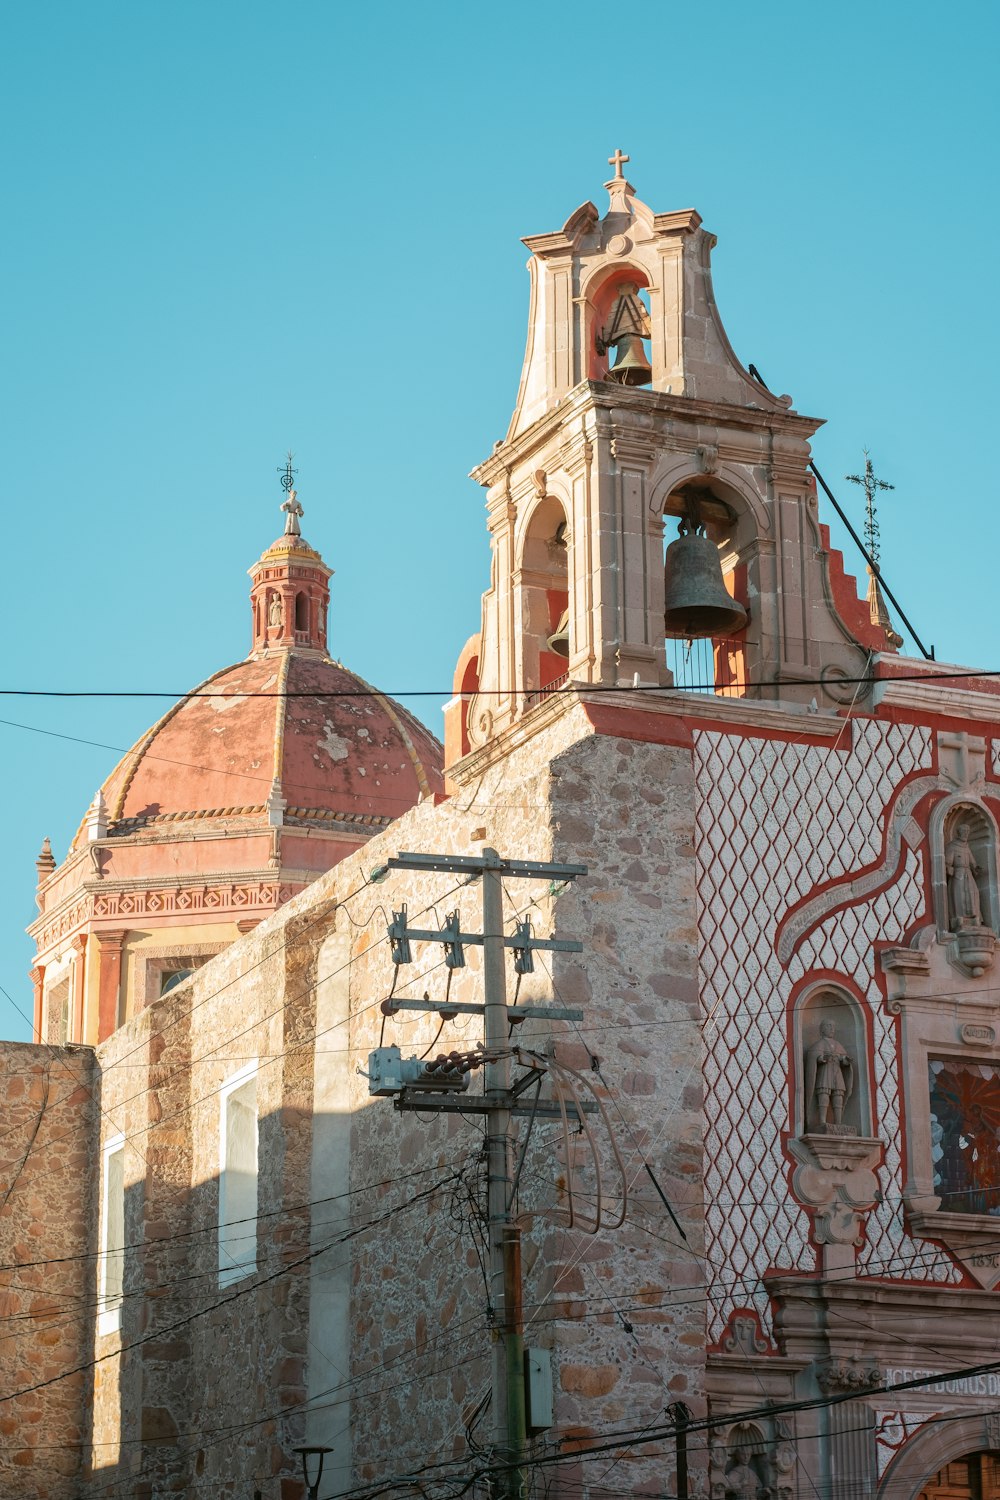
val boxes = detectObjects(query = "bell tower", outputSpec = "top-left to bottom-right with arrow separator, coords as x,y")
445,152 -> 901,769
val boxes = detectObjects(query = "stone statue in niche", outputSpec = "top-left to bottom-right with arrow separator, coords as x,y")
724,1445 -> 770,1499
946,821 -> 985,929
268,593 -> 282,629
804,1020 -> 854,1134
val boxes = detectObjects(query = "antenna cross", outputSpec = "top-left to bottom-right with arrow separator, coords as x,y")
845,449 -> 894,572
607,148 -> 630,180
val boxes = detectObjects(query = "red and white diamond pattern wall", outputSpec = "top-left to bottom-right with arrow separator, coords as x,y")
694,718 -> 960,1347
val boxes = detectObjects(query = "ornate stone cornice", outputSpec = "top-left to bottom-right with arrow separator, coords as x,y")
472,381 -> 823,488
872,655 -> 1000,723
28,870 -> 312,953
447,680 -> 845,785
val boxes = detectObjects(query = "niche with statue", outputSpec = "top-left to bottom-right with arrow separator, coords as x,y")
709,1418 -> 796,1500
929,797 -> 999,977
786,986 -> 883,1264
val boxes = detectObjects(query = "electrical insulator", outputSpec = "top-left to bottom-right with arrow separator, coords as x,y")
512,919 -> 535,975
387,905 -> 412,965
441,911 -> 466,969
367,1046 -> 471,1097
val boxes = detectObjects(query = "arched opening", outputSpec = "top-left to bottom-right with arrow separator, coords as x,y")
294,592 -> 309,634
880,1414 -> 1000,1498
444,633 -> 482,769
918,1452 -> 1000,1499
457,651 -> 479,758
587,267 -> 652,385
517,495 -> 570,710
661,481 -> 749,698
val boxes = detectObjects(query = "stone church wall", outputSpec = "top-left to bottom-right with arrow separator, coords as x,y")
85,890 -> 321,1498
65,702 -> 709,1498
0,1040 -> 95,1499
345,715 -> 706,1498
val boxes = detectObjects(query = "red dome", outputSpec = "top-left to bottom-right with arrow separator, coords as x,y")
31,507 -> 444,1050
74,652 -> 442,847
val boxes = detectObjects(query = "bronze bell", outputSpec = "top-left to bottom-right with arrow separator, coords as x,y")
663,527 -> 748,639
606,333 -> 652,387
546,608 -> 570,658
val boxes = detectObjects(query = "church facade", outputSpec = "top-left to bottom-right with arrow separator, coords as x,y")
4,157 -> 1000,1500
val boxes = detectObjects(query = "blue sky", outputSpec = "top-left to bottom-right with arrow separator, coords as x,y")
1,1 -> 997,1038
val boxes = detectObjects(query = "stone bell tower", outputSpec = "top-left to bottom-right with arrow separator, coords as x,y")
446,152 -> 898,766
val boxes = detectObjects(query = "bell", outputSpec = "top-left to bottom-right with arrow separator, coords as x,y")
546,608 -> 570,658
606,333 -> 652,387
663,530 -> 748,639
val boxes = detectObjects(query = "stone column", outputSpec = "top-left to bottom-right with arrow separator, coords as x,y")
608,427 -> 661,686
70,934 -> 87,1044
816,1359 -> 880,1498
29,965 -> 44,1043
96,931 -> 127,1042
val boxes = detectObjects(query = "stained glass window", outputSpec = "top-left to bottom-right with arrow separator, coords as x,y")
929,1057 -> 1000,1216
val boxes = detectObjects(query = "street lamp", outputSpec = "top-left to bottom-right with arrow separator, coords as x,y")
293,1445 -> 333,1500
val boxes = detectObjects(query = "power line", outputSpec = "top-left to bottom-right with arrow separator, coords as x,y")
0,1170 -> 459,1409
3,661 -> 999,698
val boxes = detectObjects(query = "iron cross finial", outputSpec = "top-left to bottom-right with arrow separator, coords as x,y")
845,448 -> 894,572
607,148 -> 630,180
279,450 -> 298,494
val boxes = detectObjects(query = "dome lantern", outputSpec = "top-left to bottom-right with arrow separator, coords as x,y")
248,464 -> 332,656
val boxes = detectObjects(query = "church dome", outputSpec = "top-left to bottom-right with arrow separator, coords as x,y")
73,651 -> 441,848
30,480 -> 443,1048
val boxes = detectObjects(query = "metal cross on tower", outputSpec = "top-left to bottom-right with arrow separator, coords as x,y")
278,450 -> 298,494
845,449 -> 894,573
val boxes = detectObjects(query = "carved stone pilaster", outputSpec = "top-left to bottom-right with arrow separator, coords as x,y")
815,1359 -> 880,1500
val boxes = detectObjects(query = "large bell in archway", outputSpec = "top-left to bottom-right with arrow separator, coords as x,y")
663,529 -> 748,638
546,608 -> 570,658
606,334 -> 652,387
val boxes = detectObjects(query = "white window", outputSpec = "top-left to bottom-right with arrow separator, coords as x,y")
218,1061 -> 258,1286
98,1133 -> 125,1336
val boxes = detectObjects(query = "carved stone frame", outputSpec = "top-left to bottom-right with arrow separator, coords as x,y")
881,938 -> 1000,1287
133,942 -> 228,1012
786,980 -> 884,1272
927,793 -> 999,977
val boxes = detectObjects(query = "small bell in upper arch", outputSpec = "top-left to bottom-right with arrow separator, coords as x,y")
606,333 -> 653,387
597,282 -> 652,388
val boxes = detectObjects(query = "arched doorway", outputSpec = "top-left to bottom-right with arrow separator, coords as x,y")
918,1452 -> 1000,1499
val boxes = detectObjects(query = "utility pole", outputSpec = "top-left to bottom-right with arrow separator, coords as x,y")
367,848 -> 588,1500
481,848 -> 523,1478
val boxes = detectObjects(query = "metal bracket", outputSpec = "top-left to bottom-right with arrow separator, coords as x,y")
380,997 -> 583,1022
396,926 -> 582,955
387,852 -> 587,880
393,1091 -> 598,1119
